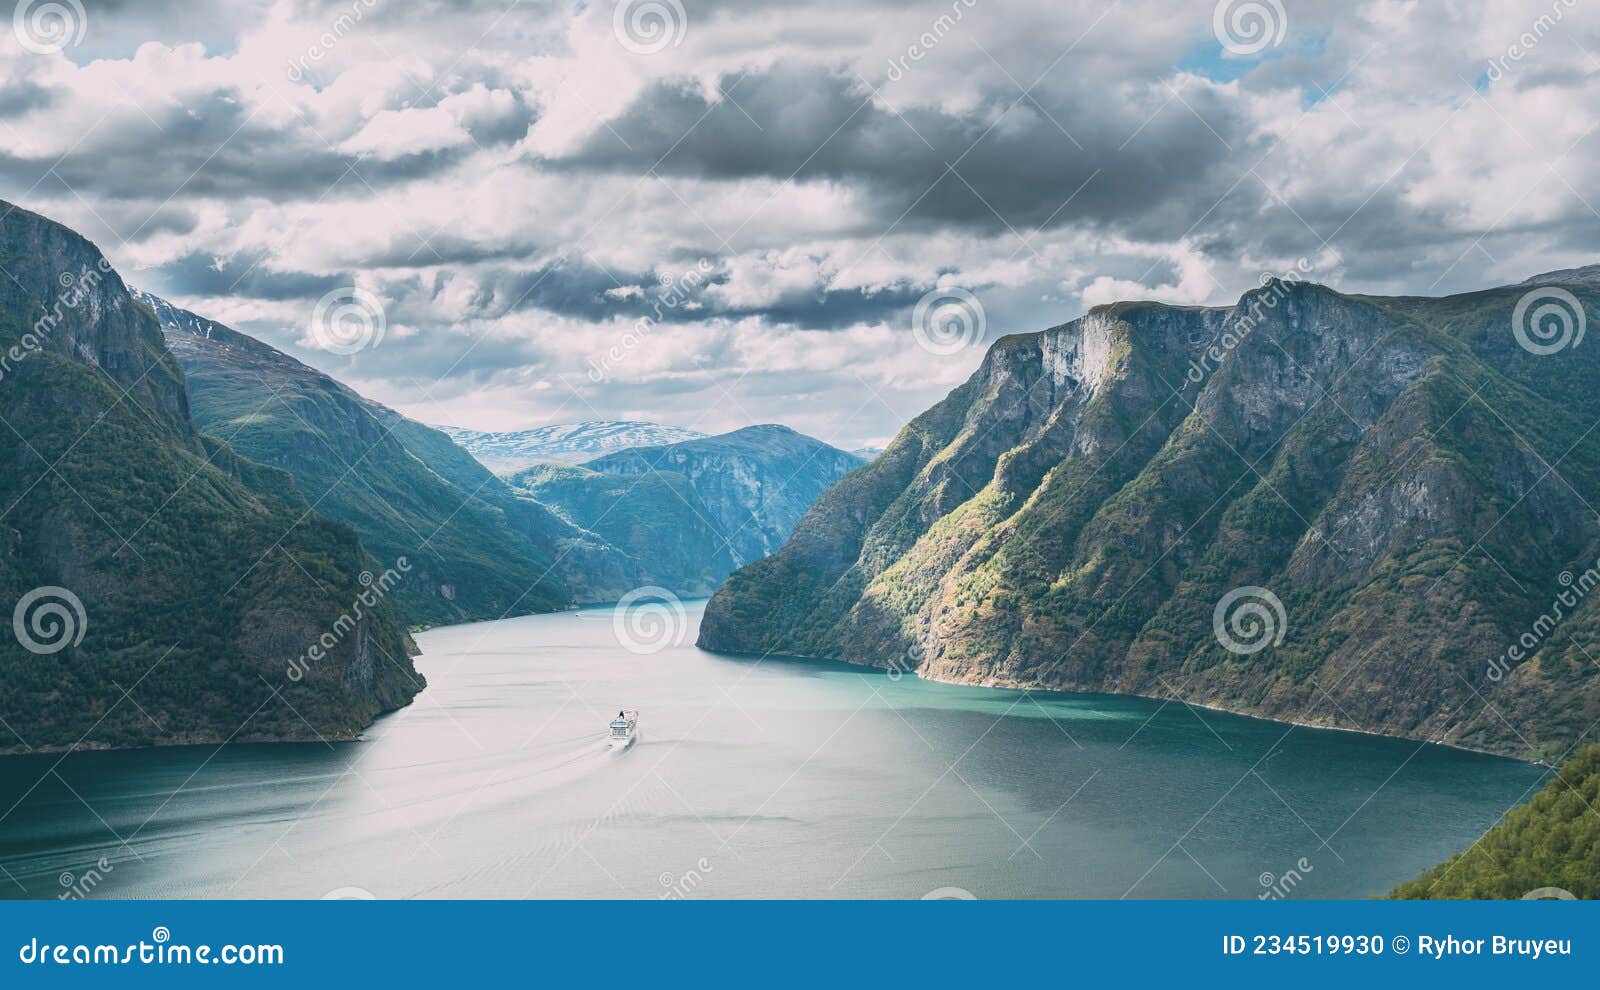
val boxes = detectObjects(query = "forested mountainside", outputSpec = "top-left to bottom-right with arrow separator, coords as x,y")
508,426 -> 864,594
701,271 -> 1600,762
143,292 -> 638,625
0,200 -> 421,752
1393,743 -> 1599,899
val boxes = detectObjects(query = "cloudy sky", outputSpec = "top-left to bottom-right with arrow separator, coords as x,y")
2,0 -> 1596,448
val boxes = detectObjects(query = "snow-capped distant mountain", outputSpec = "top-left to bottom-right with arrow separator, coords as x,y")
437,421 -> 708,473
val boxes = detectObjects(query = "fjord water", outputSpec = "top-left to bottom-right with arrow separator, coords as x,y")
0,603 -> 1546,899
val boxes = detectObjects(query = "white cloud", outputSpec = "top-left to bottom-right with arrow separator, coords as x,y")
2,0 -> 1598,448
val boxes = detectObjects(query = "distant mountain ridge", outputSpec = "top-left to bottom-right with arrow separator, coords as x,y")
1520,263 -> 1600,290
137,292 -> 860,608
438,421 -> 707,472
508,425 -> 865,594
584,425 -> 866,565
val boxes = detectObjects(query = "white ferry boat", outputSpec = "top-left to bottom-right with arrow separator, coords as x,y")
608,710 -> 639,751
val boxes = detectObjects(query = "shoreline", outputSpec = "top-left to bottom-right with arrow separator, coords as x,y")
701,642 -> 1549,768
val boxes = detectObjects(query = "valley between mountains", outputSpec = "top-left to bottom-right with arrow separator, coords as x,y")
2,198 -> 1599,897
0,199 -> 861,753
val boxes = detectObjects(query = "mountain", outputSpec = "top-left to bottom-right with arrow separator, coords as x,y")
0,200 -> 421,752
506,464 -> 737,596
578,425 -> 865,565
1520,264 -> 1600,291
700,272 -> 1600,762
509,426 -> 865,593
438,421 -> 706,473
139,292 -> 638,624
1392,743 -> 1599,899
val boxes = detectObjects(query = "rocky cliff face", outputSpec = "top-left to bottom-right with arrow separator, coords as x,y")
0,201 -> 423,752
701,274 -> 1600,761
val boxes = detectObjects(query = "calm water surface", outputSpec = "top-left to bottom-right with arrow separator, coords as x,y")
0,602 -> 1548,899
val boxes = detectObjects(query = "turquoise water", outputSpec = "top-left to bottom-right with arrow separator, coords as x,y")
0,602 -> 1548,899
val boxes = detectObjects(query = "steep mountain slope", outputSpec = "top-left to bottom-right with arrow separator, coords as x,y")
701,275 -> 1600,761
509,425 -> 864,594
507,464 -> 737,596
0,200 -> 421,752
1392,743 -> 1598,899
142,292 -> 637,623
439,421 -> 706,472
585,425 -> 866,566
